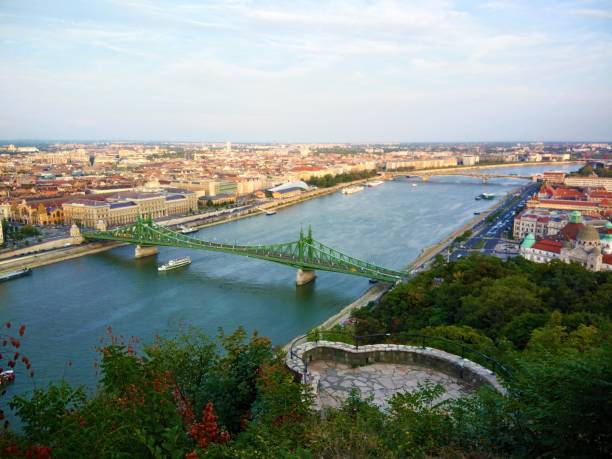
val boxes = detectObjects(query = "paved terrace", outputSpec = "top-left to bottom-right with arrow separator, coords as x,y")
310,360 -> 473,409
287,341 -> 506,410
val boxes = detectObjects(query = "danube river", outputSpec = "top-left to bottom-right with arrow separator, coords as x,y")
0,164 -> 577,396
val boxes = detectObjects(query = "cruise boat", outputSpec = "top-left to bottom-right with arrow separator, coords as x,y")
341,186 -> 364,195
264,209 -> 277,216
158,257 -> 192,272
179,225 -> 199,234
0,268 -> 32,283
411,183 -> 418,187
365,180 -> 384,187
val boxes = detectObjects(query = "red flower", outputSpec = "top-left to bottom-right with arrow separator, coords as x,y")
18,324 -> 26,336
4,322 -> 10,329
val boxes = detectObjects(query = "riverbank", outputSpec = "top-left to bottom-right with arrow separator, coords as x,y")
0,241 -> 125,271
0,179 -> 372,272
304,182 -> 528,337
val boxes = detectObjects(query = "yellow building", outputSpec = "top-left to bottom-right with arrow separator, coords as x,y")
63,191 -> 198,228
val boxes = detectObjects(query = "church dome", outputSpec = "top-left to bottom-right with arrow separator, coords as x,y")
569,210 -> 582,224
577,224 -> 600,243
521,233 -> 536,249
605,221 -> 612,229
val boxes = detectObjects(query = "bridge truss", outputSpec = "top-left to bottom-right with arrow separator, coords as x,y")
83,217 -> 409,283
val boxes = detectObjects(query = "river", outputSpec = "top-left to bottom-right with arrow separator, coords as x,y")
0,164 -> 577,397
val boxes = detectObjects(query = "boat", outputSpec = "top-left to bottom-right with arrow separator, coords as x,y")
481,193 -> 495,200
158,257 -> 192,272
0,268 -> 32,283
179,225 -> 198,234
0,370 -> 15,386
264,209 -> 276,216
341,186 -> 364,195
474,211 -> 481,215
365,180 -> 384,187
411,183 -> 418,187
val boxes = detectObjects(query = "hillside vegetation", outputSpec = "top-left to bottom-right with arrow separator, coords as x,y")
1,255 -> 610,458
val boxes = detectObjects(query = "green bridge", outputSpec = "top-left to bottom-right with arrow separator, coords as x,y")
83,217 -> 409,286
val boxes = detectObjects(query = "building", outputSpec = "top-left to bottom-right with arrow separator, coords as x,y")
461,155 -> 480,166
519,215 -> 612,272
526,197 -> 611,218
62,191 -> 198,228
385,158 -> 458,171
564,176 -> 612,191
513,209 -> 571,240
543,171 -> 566,184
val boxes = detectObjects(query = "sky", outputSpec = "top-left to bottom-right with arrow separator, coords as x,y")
0,0 -> 611,142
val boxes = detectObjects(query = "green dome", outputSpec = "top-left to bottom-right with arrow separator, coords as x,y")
569,211 -> 582,224
521,233 -> 536,249
605,221 -> 612,229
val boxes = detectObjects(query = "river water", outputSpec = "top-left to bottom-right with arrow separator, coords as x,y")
0,164 -> 577,396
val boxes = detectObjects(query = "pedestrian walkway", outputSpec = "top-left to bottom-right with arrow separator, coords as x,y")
309,360 -> 475,409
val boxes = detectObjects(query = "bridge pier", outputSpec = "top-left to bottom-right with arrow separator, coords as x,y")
135,245 -> 159,258
296,269 -> 316,286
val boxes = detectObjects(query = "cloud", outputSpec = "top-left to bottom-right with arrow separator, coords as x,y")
572,8 -> 612,20
0,0 -> 611,141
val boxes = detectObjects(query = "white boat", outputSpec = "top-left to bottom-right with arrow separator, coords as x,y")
411,183 -> 418,187
265,209 -> 276,216
158,257 -> 192,272
366,180 -> 384,187
341,186 -> 364,195
179,225 -> 198,234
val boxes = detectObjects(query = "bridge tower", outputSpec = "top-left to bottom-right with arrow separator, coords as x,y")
133,215 -> 159,258
296,226 -> 316,286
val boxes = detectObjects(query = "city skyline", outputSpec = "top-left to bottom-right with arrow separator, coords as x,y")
1,0 -> 612,142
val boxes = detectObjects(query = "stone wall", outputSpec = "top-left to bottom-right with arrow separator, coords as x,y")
287,340 -> 506,395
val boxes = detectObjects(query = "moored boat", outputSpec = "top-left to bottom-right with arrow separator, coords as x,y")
158,257 -> 192,272
179,225 -> 198,234
0,268 -> 32,283
365,180 -> 384,187
341,186 -> 364,195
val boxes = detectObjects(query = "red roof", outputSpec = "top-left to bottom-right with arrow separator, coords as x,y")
539,199 -> 597,207
532,240 -> 563,254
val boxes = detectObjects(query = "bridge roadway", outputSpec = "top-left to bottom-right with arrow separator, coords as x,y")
391,168 -> 532,181
83,217 -> 409,286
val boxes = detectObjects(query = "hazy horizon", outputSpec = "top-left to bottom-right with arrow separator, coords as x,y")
1,0 -> 611,142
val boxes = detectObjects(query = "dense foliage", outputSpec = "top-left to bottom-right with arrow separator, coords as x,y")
350,255 -> 612,456
1,255 -> 610,457
571,164 -> 612,177
306,170 -> 377,188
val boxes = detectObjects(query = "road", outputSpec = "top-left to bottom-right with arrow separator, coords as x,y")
448,182 -> 540,261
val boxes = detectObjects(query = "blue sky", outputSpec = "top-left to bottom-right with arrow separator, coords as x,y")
1,0 -> 611,142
